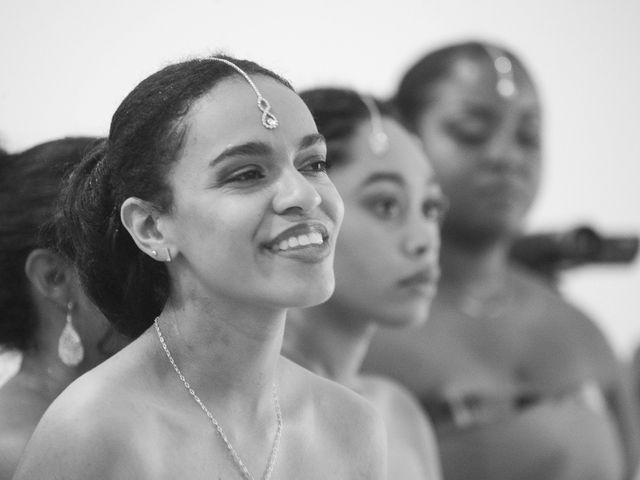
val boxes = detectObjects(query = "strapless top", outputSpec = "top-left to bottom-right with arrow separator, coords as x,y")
424,380 -> 607,429
424,380 -> 624,480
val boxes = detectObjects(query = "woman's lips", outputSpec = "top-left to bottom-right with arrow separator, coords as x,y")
263,222 -> 332,263
398,268 -> 440,294
265,222 -> 329,249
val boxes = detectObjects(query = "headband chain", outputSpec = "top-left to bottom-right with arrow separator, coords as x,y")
209,57 -> 279,129
482,45 -> 517,98
359,94 -> 389,155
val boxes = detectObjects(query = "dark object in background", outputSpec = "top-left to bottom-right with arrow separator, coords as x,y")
510,225 -> 639,282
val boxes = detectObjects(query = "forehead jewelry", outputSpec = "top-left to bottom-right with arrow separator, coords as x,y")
483,45 -> 517,98
209,57 -> 279,130
359,94 -> 389,155
154,318 -> 282,480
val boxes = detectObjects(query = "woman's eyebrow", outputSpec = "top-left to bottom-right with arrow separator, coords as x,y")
298,133 -> 326,151
209,141 -> 272,167
362,172 -> 404,187
209,134 -> 325,167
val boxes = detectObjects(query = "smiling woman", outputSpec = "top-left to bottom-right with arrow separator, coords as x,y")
12,56 -> 387,480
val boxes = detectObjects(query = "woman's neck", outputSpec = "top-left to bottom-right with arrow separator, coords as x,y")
284,304 -> 376,388
16,348 -> 79,401
438,237 -> 512,300
154,296 -> 286,410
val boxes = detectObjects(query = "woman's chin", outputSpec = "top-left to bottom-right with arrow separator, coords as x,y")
373,301 -> 433,329
287,277 -> 336,308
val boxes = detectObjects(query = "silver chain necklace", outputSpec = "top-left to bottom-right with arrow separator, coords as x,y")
154,318 -> 283,480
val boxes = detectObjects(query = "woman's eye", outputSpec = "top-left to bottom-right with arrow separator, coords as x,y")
368,197 -> 402,220
423,196 -> 449,223
517,128 -> 540,148
300,158 -> 329,174
447,123 -> 491,146
226,168 -> 265,183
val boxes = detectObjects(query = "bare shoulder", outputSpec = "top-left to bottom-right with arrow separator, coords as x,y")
359,374 -> 430,427
0,375 -> 57,479
284,357 -> 386,439
361,375 -> 438,446
13,363 -> 143,479
0,420 -> 33,480
0,410 -> 40,480
512,265 -> 619,375
281,357 -> 387,479
0,427 -> 29,480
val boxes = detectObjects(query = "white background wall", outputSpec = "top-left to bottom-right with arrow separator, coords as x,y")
1,0 -> 638,358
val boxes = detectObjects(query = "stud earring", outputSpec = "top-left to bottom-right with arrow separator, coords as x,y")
151,250 -> 158,257
58,301 -> 84,367
166,248 -> 172,263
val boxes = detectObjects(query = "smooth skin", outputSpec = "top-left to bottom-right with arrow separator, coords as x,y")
284,117 -> 444,480
363,55 -> 640,480
13,76 -> 387,480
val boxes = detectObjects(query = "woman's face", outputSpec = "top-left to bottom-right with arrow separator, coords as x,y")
328,118 -> 443,327
415,56 -> 542,242
163,76 -> 343,311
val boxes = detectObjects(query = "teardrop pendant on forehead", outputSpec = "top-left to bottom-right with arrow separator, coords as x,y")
482,45 -> 518,99
209,57 -> 279,130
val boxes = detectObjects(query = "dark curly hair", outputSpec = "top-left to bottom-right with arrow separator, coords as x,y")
394,41 -> 530,132
299,88 -> 390,169
0,137 -> 101,351
57,55 -> 293,339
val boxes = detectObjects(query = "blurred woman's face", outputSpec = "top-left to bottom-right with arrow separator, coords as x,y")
415,56 -> 542,243
327,118 -> 444,327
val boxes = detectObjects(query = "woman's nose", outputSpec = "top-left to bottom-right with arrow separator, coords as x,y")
402,219 -> 440,258
272,168 -> 322,215
482,130 -> 534,172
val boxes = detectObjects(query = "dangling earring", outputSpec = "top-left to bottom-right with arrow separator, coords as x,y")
58,301 -> 84,367
165,248 -> 172,263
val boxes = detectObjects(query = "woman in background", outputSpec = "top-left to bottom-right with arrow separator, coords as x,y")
0,146 -> 23,391
14,56 -> 387,479
284,88 -> 444,479
0,138 -> 128,479
363,41 -> 639,480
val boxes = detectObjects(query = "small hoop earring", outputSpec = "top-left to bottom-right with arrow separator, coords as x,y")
166,248 -> 172,263
58,301 -> 84,367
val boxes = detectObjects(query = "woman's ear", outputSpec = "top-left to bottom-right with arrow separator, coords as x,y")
24,248 -> 72,308
120,197 -> 173,262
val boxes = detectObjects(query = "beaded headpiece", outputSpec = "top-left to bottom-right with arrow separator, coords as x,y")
209,57 -> 279,129
359,94 -> 389,155
482,45 -> 517,98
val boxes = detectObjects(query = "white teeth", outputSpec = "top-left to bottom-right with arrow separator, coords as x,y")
298,234 -> 310,246
309,232 -> 323,245
274,232 -> 325,251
